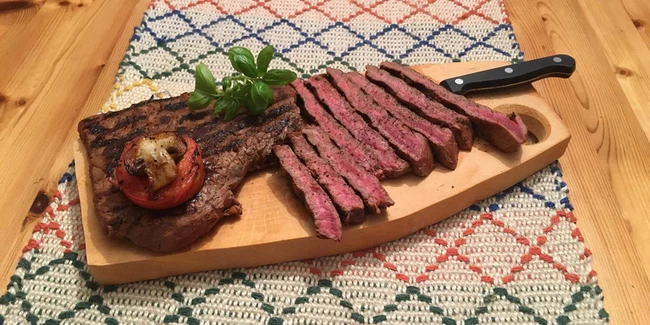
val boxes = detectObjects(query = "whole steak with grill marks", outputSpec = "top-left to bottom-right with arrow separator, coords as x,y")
77,86 -> 304,252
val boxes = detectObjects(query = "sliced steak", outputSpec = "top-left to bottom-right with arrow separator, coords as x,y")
365,65 -> 474,150
307,75 -> 410,178
347,71 -> 459,170
292,79 -> 385,180
302,126 -> 394,213
381,61 -> 527,152
289,133 -> 365,224
273,145 -> 343,240
326,67 -> 434,176
78,86 -> 305,252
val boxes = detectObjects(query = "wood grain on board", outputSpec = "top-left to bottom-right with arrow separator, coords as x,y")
0,0 -> 649,323
507,0 -> 650,324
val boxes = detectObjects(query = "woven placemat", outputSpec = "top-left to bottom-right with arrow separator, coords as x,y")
1,1 -> 609,324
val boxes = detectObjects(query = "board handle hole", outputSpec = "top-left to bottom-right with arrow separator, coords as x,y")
493,104 -> 551,145
525,130 -> 539,145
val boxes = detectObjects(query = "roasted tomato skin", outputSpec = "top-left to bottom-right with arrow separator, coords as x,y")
111,136 -> 205,210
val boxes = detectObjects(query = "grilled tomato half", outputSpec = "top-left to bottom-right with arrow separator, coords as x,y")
110,132 -> 205,210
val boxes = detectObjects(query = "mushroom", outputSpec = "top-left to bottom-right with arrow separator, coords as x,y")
123,132 -> 187,191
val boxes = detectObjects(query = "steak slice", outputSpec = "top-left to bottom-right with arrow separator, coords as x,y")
326,67 -> 434,176
78,86 -> 305,252
273,145 -> 343,240
292,79 -> 385,180
365,65 -> 474,150
347,71 -> 459,170
381,61 -> 527,152
302,126 -> 394,213
289,133 -> 365,224
307,75 -> 410,178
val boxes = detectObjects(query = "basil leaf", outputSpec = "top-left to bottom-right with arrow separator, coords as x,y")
222,77 -> 233,91
245,96 -> 263,116
250,80 -> 273,115
194,62 -> 217,94
228,47 -> 255,63
223,99 -> 240,121
232,82 -> 252,101
213,97 -> 237,115
233,56 -> 258,78
228,47 -> 257,78
256,45 -> 274,76
188,89 -> 213,111
262,69 -> 297,86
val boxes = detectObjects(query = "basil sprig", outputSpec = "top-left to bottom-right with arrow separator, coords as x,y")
188,45 -> 297,120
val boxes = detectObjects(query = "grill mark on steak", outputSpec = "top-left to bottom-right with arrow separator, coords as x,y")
89,124 -> 108,135
347,71 -> 459,170
194,102 -> 298,152
302,126 -> 393,214
289,133 -> 365,224
77,87 -> 304,252
380,61 -> 527,152
163,101 -> 187,111
266,117 -> 294,133
104,142 -> 127,175
159,116 -> 172,124
292,80 -> 384,180
114,115 -> 147,131
306,75 -> 409,178
273,145 -> 342,241
179,110 -> 212,124
90,137 -> 122,149
263,101 -> 296,119
202,138 -> 244,157
176,127 -> 188,135
91,127 -> 148,176
128,128 -> 147,139
326,67 -> 434,177
365,65 -> 474,150
195,128 -> 231,145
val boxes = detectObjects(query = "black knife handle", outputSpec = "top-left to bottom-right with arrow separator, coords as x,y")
439,54 -> 576,95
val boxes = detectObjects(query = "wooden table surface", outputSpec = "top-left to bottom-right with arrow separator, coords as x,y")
1,0 -> 649,323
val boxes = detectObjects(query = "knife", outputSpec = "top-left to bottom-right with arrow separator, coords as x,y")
439,54 -> 576,95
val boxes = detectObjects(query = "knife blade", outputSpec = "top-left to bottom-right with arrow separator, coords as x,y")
439,54 -> 576,95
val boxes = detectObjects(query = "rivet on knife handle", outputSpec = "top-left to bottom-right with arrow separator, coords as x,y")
439,54 -> 576,95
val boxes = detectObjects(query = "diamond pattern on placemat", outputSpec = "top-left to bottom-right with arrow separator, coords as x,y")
0,1 -> 608,324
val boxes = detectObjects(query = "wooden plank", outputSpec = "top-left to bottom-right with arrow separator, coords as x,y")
506,0 -> 650,324
576,0 -> 650,143
0,0 -> 42,12
620,0 -> 650,49
0,2 -> 40,41
0,0 -> 149,293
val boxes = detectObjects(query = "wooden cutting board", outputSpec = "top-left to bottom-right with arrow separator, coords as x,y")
74,61 -> 571,285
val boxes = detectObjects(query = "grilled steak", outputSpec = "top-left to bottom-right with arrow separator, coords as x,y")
292,80 -> 385,180
326,67 -> 434,176
302,126 -> 394,213
307,75 -> 410,178
289,133 -> 365,224
365,65 -> 474,150
381,61 -> 527,152
77,86 -> 305,252
347,71 -> 459,170
273,145 -> 343,240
